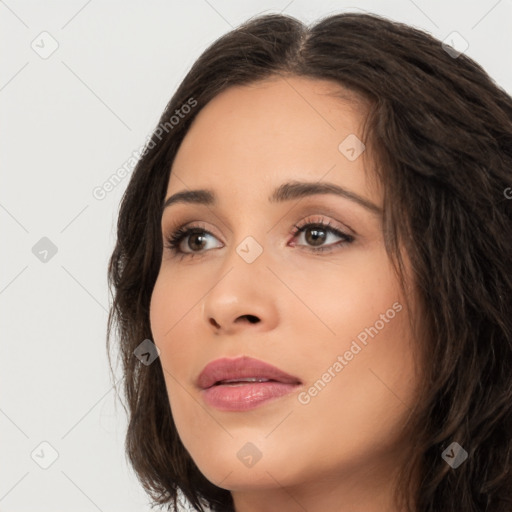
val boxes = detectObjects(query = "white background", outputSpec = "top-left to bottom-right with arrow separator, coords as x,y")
1,1 -> 511,511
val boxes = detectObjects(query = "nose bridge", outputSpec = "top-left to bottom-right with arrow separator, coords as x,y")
220,209 -> 270,269
215,229 -> 269,291
200,225 -> 279,332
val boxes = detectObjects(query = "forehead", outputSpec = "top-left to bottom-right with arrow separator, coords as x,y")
167,76 -> 378,201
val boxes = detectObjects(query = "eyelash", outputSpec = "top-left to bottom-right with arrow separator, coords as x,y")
164,217 -> 354,259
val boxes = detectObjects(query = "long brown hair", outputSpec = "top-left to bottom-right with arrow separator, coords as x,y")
107,12 -> 512,512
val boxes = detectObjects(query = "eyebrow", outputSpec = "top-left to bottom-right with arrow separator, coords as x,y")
162,181 -> 382,215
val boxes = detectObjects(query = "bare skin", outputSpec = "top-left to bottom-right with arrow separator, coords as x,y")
150,75 -> 421,512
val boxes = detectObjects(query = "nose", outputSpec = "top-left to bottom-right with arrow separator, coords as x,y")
201,243 -> 280,336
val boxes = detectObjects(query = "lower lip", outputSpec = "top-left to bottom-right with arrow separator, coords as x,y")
201,381 -> 300,411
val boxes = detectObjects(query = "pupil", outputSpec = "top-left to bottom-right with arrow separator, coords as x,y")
189,233 -> 206,251
306,228 -> 326,246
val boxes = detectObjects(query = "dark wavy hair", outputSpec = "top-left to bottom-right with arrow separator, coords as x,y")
107,11 -> 512,512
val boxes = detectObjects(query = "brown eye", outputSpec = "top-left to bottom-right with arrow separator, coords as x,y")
187,232 -> 209,251
165,226 -> 222,256
304,226 -> 327,246
292,221 -> 354,253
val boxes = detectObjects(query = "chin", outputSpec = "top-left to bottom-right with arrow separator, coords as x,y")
186,442 -> 302,491
201,463 -> 292,491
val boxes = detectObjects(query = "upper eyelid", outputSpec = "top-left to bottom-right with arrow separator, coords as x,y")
166,217 -> 346,236
164,211 -> 353,234
162,201 -> 360,235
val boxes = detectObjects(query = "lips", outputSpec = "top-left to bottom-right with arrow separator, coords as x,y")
197,355 -> 301,390
197,356 -> 302,411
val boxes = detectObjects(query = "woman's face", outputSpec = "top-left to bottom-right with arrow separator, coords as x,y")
150,76 -> 420,507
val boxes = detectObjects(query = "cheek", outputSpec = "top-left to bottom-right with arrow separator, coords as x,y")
149,276 -> 204,430
150,268 -> 203,345
149,276 -> 173,353
287,249 -> 416,421
288,301 -> 417,471
285,245 -> 402,341
149,273 -> 198,381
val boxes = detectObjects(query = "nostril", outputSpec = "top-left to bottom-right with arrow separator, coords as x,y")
209,318 -> 221,328
244,315 -> 260,324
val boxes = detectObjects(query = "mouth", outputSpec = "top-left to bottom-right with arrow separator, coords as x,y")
197,356 -> 302,411
212,377 -> 281,386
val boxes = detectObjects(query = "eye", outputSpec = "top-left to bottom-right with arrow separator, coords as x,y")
164,216 -> 354,259
290,217 -> 354,253
164,224 -> 222,259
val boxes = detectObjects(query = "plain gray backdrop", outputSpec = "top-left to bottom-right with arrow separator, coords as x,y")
1,0 -> 511,510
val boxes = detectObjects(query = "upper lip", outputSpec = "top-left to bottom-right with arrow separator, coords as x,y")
197,356 -> 302,390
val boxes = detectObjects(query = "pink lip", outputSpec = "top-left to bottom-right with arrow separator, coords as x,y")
197,356 -> 302,411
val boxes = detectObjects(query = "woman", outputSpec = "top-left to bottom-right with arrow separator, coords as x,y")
107,12 -> 512,512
